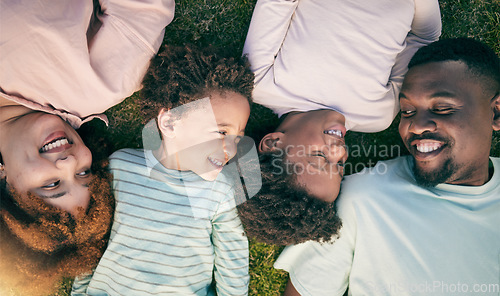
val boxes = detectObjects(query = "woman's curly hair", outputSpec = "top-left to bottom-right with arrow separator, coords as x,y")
0,169 -> 114,295
140,44 -> 254,122
0,123 -> 114,296
237,151 -> 342,246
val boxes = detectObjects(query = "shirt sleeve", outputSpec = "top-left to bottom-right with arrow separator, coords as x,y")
0,0 -> 175,123
242,0 -> 299,85
85,0 -> 175,112
389,0 -> 441,88
70,273 -> 93,296
274,194 -> 358,296
211,190 -> 250,296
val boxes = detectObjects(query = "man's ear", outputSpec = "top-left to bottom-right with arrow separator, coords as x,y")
157,108 -> 176,138
492,93 -> 500,131
259,132 -> 285,153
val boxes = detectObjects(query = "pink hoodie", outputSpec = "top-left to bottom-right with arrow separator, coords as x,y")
0,0 -> 175,128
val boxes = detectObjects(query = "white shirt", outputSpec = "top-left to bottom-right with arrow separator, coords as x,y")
243,0 -> 441,132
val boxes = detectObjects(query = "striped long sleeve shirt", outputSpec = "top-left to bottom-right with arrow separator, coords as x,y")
79,149 -> 249,296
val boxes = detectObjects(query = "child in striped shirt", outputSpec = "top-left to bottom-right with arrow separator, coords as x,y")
72,45 -> 254,296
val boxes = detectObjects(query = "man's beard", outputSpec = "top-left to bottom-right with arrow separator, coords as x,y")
406,132 -> 458,187
412,157 -> 458,187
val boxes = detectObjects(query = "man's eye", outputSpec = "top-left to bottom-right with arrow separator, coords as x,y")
400,110 -> 415,116
433,107 -> 454,114
312,153 -> 329,165
77,169 -> 91,177
42,180 -> 60,189
319,154 -> 328,161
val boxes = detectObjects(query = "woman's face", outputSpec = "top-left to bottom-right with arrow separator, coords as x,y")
0,112 -> 92,216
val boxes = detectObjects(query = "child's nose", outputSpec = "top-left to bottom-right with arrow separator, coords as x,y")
222,137 -> 238,161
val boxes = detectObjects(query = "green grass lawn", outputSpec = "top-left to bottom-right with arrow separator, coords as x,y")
50,0 -> 499,295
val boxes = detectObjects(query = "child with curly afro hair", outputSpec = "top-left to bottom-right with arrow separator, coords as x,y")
72,45 -> 255,295
237,150 -> 343,246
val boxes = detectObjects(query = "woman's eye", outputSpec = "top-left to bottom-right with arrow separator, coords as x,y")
77,169 -> 91,177
42,180 -> 60,189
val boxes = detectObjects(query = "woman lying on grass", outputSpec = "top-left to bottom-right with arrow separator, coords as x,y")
0,0 -> 174,294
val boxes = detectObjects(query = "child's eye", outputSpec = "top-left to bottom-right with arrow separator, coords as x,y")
42,180 -> 60,189
217,131 -> 228,136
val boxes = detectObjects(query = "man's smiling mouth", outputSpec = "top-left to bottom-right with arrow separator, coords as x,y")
323,129 -> 343,138
410,139 -> 446,160
415,141 -> 443,153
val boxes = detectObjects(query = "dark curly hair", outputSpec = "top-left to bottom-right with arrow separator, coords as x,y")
237,151 -> 342,246
0,168 -> 114,295
0,121 -> 114,295
409,37 -> 500,93
140,44 -> 254,122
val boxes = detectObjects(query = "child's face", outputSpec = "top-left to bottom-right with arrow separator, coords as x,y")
163,91 -> 250,181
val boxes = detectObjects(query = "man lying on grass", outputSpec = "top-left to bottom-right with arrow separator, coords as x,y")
276,37 -> 500,296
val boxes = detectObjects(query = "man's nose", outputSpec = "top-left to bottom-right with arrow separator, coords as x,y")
327,144 -> 347,164
408,112 -> 437,134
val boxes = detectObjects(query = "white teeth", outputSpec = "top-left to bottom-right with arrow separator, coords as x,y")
208,157 -> 224,167
324,130 -> 343,137
41,138 -> 69,152
416,142 -> 442,153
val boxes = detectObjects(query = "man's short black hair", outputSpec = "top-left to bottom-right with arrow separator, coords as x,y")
409,37 -> 500,93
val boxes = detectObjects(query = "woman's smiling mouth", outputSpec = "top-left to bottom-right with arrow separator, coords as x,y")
40,138 -> 72,153
40,132 -> 73,153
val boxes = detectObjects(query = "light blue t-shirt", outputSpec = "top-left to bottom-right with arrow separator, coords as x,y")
275,156 -> 500,296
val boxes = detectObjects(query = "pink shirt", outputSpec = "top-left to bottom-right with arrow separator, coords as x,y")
0,0 -> 175,128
